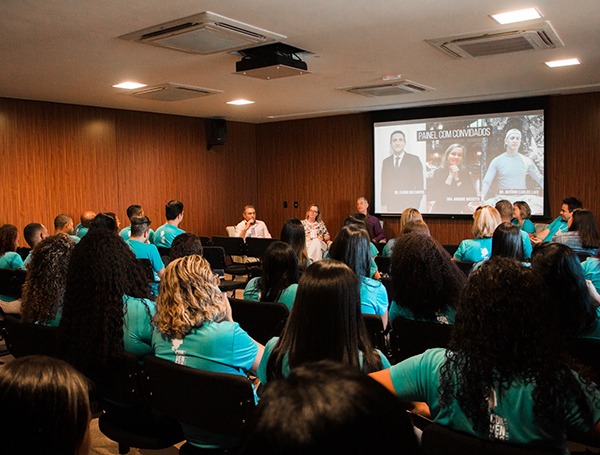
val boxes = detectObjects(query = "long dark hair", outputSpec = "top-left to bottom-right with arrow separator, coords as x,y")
390,233 -> 465,320
266,260 -> 382,380
21,234 -> 76,324
329,225 -> 371,279
58,229 -> 151,380
350,213 -> 374,240
491,222 -> 524,261
260,241 -> 299,302
280,219 -> 309,271
570,209 -> 600,249
0,224 -> 18,256
440,257 -> 596,434
531,242 -> 597,338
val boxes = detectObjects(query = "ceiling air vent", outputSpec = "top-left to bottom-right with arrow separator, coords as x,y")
339,80 -> 434,97
118,11 -> 286,55
122,83 -> 223,102
427,21 -> 563,59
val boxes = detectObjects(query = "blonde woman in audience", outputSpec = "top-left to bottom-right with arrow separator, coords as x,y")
20,234 -> 76,325
153,255 -> 263,450
382,207 -> 423,257
0,355 -> 92,455
302,204 -> 330,262
453,205 -> 501,262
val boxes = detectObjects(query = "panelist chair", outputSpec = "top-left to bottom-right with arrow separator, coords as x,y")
143,355 -> 257,455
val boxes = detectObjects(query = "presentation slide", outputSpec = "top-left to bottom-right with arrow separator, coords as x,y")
373,110 -> 545,216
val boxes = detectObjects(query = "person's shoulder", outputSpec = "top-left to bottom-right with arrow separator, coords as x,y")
362,276 -> 382,289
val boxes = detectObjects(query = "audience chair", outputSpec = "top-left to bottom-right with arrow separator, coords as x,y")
567,337 -> 600,383
454,260 -> 475,277
198,235 -> 213,246
2,314 -> 59,358
211,236 -> 250,278
421,422 -> 560,455
0,268 -> 27,300
16,246 -> 31,262
375,255 -> 391,275
245,237 -> 279,261
362,314 -> 389,357
577,252 -> 592,262
443,245 -> 459,257
381,276 -> 394,304
390,316 -> 453,364
229,297 -> 289,345
157,246 -> 171,258
143,355 -> 257,455
202,247 -> 247,293
97,351 -> 184,454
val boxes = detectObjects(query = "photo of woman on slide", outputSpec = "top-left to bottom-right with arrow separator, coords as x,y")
427,143 -> 478,214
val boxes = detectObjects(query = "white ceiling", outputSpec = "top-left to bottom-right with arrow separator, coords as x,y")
1,0 -> 599,124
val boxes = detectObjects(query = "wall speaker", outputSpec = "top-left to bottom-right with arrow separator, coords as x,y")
207,119 -> 226,150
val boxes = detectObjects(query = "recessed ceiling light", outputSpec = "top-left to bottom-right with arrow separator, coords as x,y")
545,58 -> 581,68
112,82 -> 147,89
227,99 -> 255,105
491,8 -> 542,25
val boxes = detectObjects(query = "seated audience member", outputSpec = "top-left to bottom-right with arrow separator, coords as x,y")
74,211 -> 96,239
126,216 -> 165,296
88,212 -> 119,234
120,204 -> 154,243
582,249 -> 600,297
153,255 -> 263,450
371,257 -> 600,452
329,225 -> 388,327
402,219 -> 430,236
236,205 -> 271,239
512,200 -> 536,234
21,222 -> 49,267
382,207 -> 423,257
243,241 -> 299,311
338,216 -> 380,279
532,243 -> 600,339
169,232 -> 203,262
453,205 -> 501,262
54,214 -> 80,243
20,234 -> 76,325
280,219 -> 310,272
533,196 -> 583,243
257,260 -> 389,385
0,224 -> 24,312
470,222 -> 525,275
240,361 -> 419,455
356,197 -> 386,242
153,200 -> 185,248
389,233 -> 465,324
59,229 -> 155,381
552,208 -> 600,256
495,199 -> 532,258
351,212 -> 376,243
302,204 -> 330,262
0,355 -> 92,455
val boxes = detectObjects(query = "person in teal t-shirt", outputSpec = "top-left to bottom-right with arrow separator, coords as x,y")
153,200 -> 185,248
153,255 -> 263,450
533,197 -> 583,244
512,200 -> 536,234
126,215 -> 165,295
243,241 -> 298,311
260,260 -> 388,385
0,224 -> 25,308
371,257 -> 600,452
389,233 -> 464,324
120,204 -> 155,243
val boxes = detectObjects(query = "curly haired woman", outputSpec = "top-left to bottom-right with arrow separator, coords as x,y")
21,234 -> 76,326
153,255 -> 263,450
59,229 -> 155,381
372,257 -> 600,452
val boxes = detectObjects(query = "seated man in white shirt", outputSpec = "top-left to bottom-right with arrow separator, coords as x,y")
235,205 -> 271,240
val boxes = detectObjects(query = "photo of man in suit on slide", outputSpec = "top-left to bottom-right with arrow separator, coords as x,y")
380,130 -> 424,213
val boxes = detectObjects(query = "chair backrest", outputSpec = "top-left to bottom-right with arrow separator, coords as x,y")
362,314 -> 387,355
567,337 -> 600,383
577,251 -> 592,262
245,237 -> 279,260
143,355 -> 256,437
0,268 -> 28,299
198,235 -> 212,246
421,423 -> 560,455
212,236 -> 247,256
229,297 -> 290,345
16,246 -> 31,261
156,246 -> 171,258
3,314 -> 60,358
375,255 -> 391,275
442,244 -> 459,257
226,226 -> 237,237
202,246 -> 228,275
380,276 -> 394,303
454,260 -> 475,277
390,316 -> 453,363
95,351 -> 145,407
